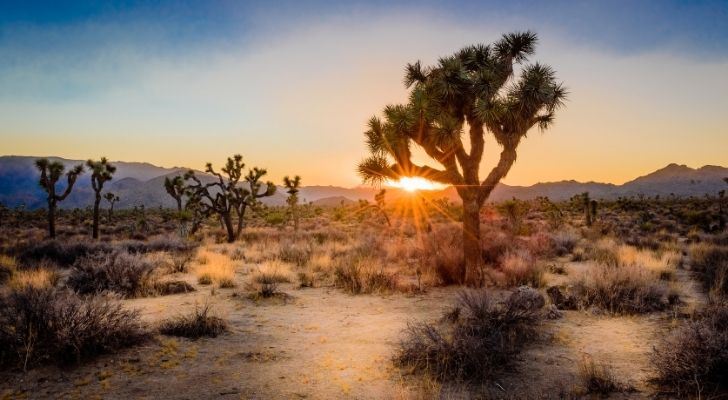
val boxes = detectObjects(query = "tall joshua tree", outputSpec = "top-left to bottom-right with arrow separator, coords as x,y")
87,158 -> 116,239
183,155 -> 276,243
283,175 -> 302,231
35,158 -> 84,238
358,32 -> 566,283
104,192 -> 119,223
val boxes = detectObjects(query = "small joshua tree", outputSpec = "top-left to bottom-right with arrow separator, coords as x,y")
35,158 -> 84,238
283,175 -> 302,231
183,155 -> 276,242
358,32 -> 566,283
374,189 -> 391,226
104,192 -> 119,223
87,158 -> 116,239
164,175 -> 186,212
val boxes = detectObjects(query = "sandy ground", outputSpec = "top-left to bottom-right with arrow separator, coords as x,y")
0,259 -> 694,399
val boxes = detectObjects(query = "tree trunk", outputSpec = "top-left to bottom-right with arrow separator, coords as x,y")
462,198 -> 482,285
222,212 -> 235,243
48,200 -> 56,238
108,204 -> 113,224
92,194 -> 101,239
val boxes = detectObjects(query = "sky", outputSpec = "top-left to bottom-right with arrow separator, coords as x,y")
1,0 -> 727,187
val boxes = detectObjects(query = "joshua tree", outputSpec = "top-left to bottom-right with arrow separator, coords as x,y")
103,192 -> 119,223
35,158 -> 84,238
183,155 -> 276,242
164,175 -> 186,212
283,175 -> 302,231
358,32 -> 566,283
87,158 -> 116,239
373,189 -> 391,226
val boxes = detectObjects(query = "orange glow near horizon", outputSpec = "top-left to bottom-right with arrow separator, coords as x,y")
387,177 -> 443,192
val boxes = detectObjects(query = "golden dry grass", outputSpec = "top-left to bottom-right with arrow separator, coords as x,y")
8,268 -> 60,290
194,249 -> 236,288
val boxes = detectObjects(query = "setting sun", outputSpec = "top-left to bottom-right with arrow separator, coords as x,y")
387,177 -> 442,192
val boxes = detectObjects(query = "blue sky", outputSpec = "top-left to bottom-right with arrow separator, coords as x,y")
1,1 -> 727,185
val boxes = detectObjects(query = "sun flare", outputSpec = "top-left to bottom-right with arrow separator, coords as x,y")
387,177 -> 441,192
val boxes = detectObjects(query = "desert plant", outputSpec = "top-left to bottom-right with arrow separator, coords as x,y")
182,155 -> 276,242
394,288 -> 543,381
159,304 -> 227,339
103,192 -> 119,223
358,32 -> 566,283
578,356 -> 631,395
35,158 -> 84,238
164,175 -> 186,212
283,175 -> 302,232
568,262 -> 672,314
652,302 -> 728,397
67,251 -> 156,297
689,243 -> 728,297
0,286 -> 148,369
87,158 -> 117,239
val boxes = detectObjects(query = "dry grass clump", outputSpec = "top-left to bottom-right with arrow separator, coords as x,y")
67,251 -> 156,297
550,230 -> 579,256
278,241 -> 313,267
498,249 -> 545,288
159,304 -> 227,339
394,288 -> 543,382
0,255 -> 17,284
8,267 -> 60,290
334,257 -> 398,294
616,245 -> 680,280
194,250 -> 236,288
0,286 -> 148,369
577,356 -> 632,395
689,243 -> 728,296
652,302 -> 728,397
567,262 -> 673,314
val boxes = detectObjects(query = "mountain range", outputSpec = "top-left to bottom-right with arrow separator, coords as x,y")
0,156 -> 726,209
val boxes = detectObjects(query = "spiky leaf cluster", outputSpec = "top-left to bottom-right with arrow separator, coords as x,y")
358,31 -> 566,204
35,158 -> 85,202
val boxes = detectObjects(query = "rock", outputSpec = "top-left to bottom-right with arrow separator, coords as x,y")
507,285 -> 545,311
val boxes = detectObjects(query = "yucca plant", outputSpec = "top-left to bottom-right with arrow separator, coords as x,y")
35,158 -> 84,238
283,175 -> 302,231
358,31 -> 567,284
87,158 -> 116,239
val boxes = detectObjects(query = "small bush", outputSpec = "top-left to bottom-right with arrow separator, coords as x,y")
0,286 -> 148,368
17,240 -> 113,267
159,304 -> 227,339
334,258 -> 398,294
568,262 -> 671,314
394,288 -> 543,382
550,231 -> 578,256
169,251 -> 195,273
278,242 -> 313,267
154,280 -> 196,295
68,251 -> 156,298
499,250 -> 545,288
652,302 -> 728,397
578,356 -> 632,395
689,243 -> 728,296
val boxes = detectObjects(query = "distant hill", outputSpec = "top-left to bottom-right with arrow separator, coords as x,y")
1,156 -> 726,209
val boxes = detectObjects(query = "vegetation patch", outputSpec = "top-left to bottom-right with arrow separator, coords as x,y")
159,304 -> 227,339
0,286 -> 148,369
394,288 -> 544,382
652,302 -> 728,397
